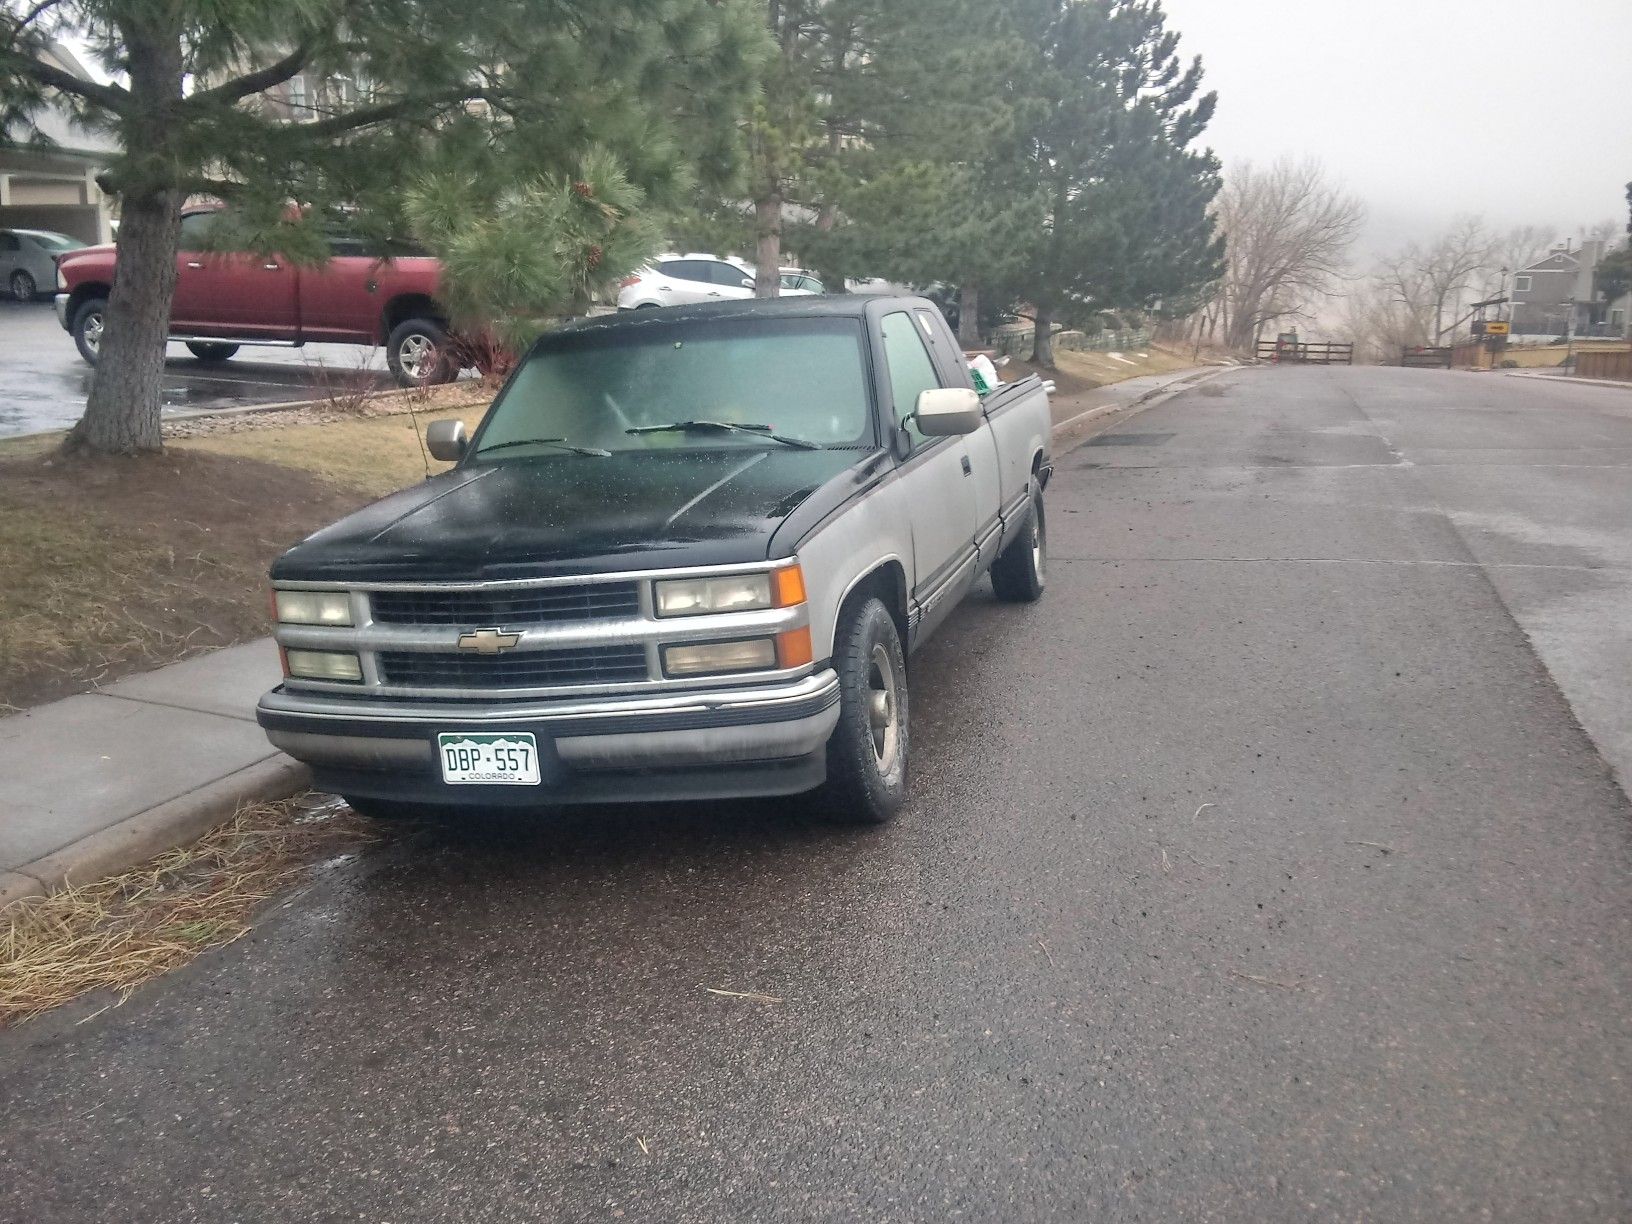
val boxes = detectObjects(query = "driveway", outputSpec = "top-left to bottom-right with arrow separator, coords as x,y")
0,299 -> 388,438
2,366 -> 1630,1220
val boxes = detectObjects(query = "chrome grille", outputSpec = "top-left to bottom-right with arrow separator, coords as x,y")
378,645 -> 650,690
369,582 -> 640,628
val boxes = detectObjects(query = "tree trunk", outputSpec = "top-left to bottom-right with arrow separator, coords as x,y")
754,191 -> 782,299
1032,307 -> 1055,367
64,13 -> 184,456
67,190 -> 181,454
958,283 -> 981,347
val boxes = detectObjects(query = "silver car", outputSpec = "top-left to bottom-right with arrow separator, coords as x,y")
0,228 -> 87,302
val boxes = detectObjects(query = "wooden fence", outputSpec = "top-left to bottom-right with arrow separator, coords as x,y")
1574,348 -> 1632,381
1401,347 -> 1454,369
1255,340 -> 1354,365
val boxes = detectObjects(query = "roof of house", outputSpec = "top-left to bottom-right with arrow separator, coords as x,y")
1519,251 -> 1579,273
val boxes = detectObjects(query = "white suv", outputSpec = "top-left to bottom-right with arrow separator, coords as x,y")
618,254 -> 822,309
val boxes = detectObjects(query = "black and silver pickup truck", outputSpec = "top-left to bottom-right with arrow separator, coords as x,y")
256,296 -> 1052,823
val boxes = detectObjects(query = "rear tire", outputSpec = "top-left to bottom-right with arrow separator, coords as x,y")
817,596 -> 909,824
991,489 -> 1046,603
185,341 -> 239,363
386,317 -> 455,386
71,297 -> 107,365
9,269 -> 36,302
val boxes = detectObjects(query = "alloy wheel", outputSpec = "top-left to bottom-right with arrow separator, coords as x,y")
866,642 -> 901,773
398,333 -> 435,382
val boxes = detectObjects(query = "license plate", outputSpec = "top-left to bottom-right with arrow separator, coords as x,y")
437,732 -> 541,786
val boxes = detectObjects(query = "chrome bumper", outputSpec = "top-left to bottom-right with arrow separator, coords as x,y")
257,670 -> 841,804
54,293 -> 70,329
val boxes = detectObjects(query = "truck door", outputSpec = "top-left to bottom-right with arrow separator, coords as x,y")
914,306 -> 1004,570
297,236 -> 385,343
171,211 -> 298,339
879,309 -> 978,642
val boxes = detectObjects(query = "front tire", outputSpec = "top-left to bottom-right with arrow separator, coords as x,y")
991,489 -> 1046,603
10,269 -> 36,301
818,596 -> 909,824
386,317 -> 455,386
71,297 -> 107,365
186,341 -> 239,363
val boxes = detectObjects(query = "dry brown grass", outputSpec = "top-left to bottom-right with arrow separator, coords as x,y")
176,401 -> 489,497
0,794 -> 380,1027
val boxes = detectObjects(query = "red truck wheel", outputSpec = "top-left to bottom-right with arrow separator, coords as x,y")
71,297 -> 107,365
386,318 -> 456,386
185,341 -> 240,363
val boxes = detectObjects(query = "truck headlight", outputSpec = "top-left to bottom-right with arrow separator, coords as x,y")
274,589 -> 353,626
662,638 -> 778,677
654,564 -> 805,617
283,650 -> 364,682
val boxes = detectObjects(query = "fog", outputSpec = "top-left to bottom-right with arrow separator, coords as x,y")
1160,0 -> 1632,257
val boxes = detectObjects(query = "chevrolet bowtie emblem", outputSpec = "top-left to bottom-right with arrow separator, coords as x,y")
457,628 -> 521,655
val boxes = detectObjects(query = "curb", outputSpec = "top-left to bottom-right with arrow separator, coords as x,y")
1050,364 -> 1231,443
3,755 -> 310,908
1499,372 -> 1632,391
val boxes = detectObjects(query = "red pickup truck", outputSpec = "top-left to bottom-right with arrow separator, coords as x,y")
55,208 -> 459,385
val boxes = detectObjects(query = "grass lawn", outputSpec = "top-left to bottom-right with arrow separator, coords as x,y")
0,401 -> 488,712
175,403 -> 486,497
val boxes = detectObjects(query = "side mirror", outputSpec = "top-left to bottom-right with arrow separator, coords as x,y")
913,387 -> 982,436
426,419 -> 468,462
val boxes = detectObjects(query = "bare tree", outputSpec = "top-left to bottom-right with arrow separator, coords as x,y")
1490,224 -> 1558,288
1339,275 -> 1432,364
1201,157 -> 1365,350
1376,215 -> 1496,345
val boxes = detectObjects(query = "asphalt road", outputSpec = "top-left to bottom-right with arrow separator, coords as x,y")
0,299 -> 390,437
3,366 -> 1631,1221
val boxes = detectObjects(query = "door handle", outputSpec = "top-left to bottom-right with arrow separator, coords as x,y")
262,262 -> 281,271
707,291 -> 722,297
185,260 -> 203,269
961,455 -> 972,476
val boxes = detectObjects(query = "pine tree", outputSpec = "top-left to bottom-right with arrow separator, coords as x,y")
0,0 -> 761,453
1007,0 -> 1224,366
805,0 -> 1223,363
796,0 -> 1036,343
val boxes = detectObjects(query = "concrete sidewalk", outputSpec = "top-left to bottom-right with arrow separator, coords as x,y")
1047,362 -> 1237,434
0,640 -> 306,906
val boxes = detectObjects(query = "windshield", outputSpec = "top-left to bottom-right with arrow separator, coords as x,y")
472,316 -> 873,458
32,232 -> 85,251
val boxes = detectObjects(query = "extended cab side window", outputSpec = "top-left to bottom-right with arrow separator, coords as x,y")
881,310 -> 944,451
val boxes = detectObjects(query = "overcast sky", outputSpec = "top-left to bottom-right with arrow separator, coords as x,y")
1159,0 -> 1632,258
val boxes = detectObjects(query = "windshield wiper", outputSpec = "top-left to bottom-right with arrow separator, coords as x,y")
626,420 -> 823,450
476,436 -> 612,458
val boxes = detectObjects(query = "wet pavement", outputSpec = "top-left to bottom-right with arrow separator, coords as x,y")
0,299 -> 389,438
2,367 -> 1630,1221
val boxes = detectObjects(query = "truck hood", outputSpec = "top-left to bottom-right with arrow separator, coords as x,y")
270,446 -> 872,583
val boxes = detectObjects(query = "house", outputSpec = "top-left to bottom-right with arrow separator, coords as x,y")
0,40 -> 118,245
1509,239 -> 1629,340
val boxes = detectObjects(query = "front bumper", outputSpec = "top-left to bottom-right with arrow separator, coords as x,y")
257,670 -> 841,807
54,293 -> 70,329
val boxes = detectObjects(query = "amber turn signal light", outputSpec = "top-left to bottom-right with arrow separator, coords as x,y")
773,564 -> 807,608
776,626 -> 814,669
